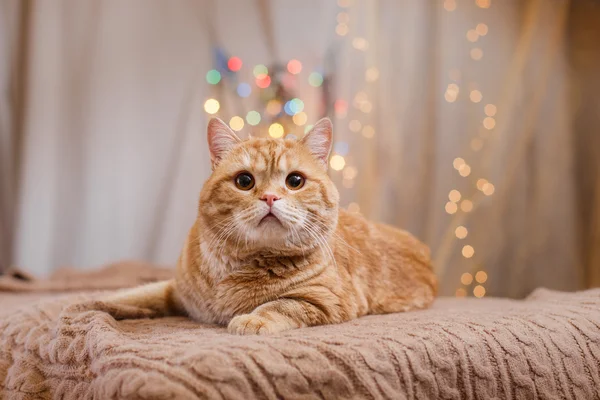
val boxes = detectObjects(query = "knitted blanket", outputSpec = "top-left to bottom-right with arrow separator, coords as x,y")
0,263 -> 599,399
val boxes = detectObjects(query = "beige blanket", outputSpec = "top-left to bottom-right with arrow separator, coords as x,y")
0,263 -> 599,399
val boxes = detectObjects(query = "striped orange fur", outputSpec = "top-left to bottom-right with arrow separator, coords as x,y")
107,118 -> 437,335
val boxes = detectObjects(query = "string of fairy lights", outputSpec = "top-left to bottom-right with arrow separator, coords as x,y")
444,0 -> 495,298
333,0 -> 379,214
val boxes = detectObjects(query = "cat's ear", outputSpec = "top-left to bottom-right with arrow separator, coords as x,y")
301,118 -> 333,167
207,117 -> 241,167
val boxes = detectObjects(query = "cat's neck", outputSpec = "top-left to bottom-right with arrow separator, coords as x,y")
190,219 -> 325,278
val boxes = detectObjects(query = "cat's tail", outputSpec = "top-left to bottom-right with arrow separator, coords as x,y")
57,279 -> 185,325
102,279 -> 184,318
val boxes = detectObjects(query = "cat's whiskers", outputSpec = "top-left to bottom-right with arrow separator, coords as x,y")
307,214 -> 363,256
301,221 -> 337,270
208,207 -> 258,262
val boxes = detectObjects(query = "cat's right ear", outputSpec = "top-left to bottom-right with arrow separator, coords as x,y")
301,118 -> 333,168
207,117 -> 241,168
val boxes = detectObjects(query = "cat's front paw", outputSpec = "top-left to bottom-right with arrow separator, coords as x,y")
228,314 -> 288,335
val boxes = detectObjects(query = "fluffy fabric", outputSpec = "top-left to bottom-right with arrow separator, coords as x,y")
0,263 -> 599,399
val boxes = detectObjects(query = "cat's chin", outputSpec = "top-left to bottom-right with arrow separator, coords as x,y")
258,213 -> 281,226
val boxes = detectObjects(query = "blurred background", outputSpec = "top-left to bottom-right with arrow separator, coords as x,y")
0,0 -> 598,298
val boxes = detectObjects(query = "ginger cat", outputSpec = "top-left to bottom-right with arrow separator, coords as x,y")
107,117 -> 437,335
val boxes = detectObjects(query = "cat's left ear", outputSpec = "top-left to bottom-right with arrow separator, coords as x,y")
301,118 -> 333,168
207,117 -> 242,168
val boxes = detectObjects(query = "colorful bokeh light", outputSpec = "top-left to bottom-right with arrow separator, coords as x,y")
229,116 -> 244,131
255,75 -> 271,89
246,111 -> 261,126
334,142 -> 349,156
206,70 -> 221,85
253,64 -> 268,78
308,72 -> 324,87
204,98 -> 220,114
292,112 -> 307,126
269,123 -> 284,138
228,56 -> 242,72
287,59 -> 302,75
237,83 -> 251,98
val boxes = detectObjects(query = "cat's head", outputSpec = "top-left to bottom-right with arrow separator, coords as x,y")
198,117 -> 339,257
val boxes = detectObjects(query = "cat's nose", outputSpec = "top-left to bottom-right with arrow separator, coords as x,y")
260,193 -> 281,207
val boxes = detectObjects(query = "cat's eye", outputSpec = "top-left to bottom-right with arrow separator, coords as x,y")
235,172 -> 255,190
286,173 -> 305,190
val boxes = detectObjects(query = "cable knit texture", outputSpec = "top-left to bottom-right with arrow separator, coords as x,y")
0,263 -> 599,399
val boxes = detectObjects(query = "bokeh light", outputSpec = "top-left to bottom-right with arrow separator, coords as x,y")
459,164 -> 471,177
229,116 -> 244,132
445,202 -> 458,214
444,0 -> 457,11
237,83 -> 251,98
449,190 -> 462,203
476,0 -> 491,9
475,271 -> 488,283
309,72 -> 324,87
304,124 -> 314,134
284,98 -> 304,115
455,288 -> 467,297
470,90 -> 483,103
268,123 -> 284,138
477,178 -> 488,190
352,38 -> 369,51
467,29 -> 479,42
334,99 -> 348,118
266,100 -> 282,116
228,56 -> 242,71
461,272 -> 473,285
206,70 -> 221,85
334,142 -> 349,156
360,101 -> 373,113
445,83 -> 460,102
476,23 -> 489,36
483,117 -> 496,130
343,166 -> 358,180
453,157 -> 465,170
362,125 -> 375,138
365,67 -> 379,82
484,104 -> 497,116
473,285 -> 486,298
336,24 -> 349,36
203,98 -> 220,114
482,183 -> 495,196
287,59 -> 302,75
253,64 -> 268,78
462,245 -> 475,258
455,226 -> 468,239
292,112 -> 308,126
330,155 -> 346,171
349,120 -> 362,132
256,74 -> 271,88
470,48 -> 483,60
246,111 -> 261,126
461,200 -> 474,212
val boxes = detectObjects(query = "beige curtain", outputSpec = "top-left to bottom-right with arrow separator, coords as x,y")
0,0 -> 26,273
1,0 -> 597,296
